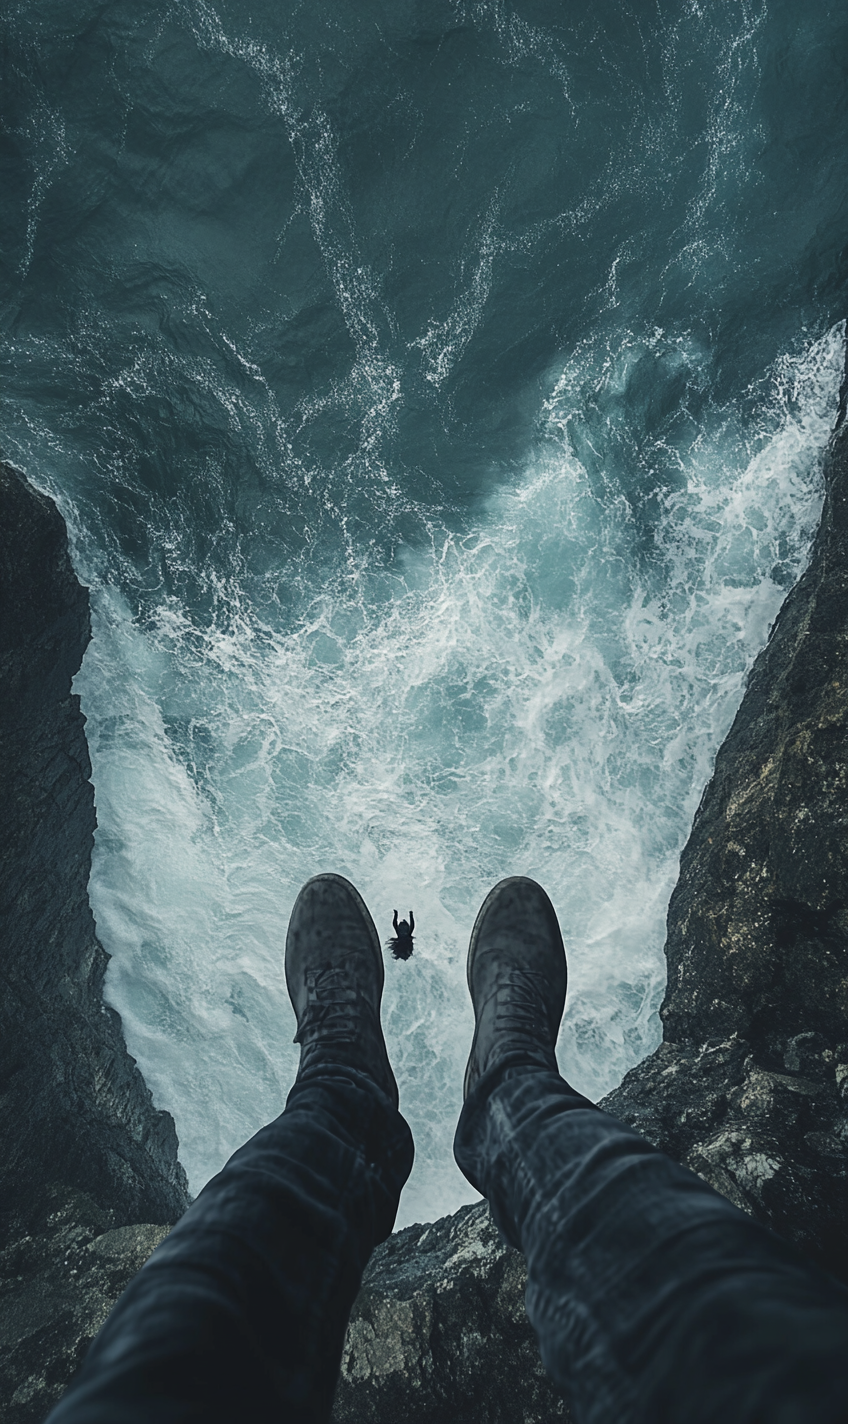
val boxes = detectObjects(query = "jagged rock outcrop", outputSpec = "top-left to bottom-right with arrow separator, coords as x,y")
0,463 -> 190,1422
0,1207 -> 170,1422
603,388 -> 848,1280
333,1202 -> 568,1424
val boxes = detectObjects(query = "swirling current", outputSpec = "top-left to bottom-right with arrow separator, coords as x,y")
2,0 -> 847,1225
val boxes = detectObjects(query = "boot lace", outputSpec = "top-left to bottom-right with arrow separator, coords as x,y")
493,968 -> 552,1040
293,965 -> 362,1047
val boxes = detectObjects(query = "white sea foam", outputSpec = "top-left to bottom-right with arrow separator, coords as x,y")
73,322 -> 844,1226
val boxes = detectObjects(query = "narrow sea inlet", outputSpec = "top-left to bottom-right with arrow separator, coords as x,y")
2,0 -> 846,1225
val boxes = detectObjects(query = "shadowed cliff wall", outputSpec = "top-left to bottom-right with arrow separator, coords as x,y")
0,462 -> 190,1421
604,370 -> 848,1281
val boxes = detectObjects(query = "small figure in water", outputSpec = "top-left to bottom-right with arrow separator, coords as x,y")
389,909 -> 415,961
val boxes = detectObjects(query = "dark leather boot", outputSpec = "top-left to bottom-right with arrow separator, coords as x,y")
463,876 -> 567,1098
285,873 -> 398,1107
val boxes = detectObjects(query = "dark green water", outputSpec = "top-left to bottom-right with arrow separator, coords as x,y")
2,0 -> 846,1222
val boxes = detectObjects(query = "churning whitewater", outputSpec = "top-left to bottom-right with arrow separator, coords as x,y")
2,0 -> 847,1225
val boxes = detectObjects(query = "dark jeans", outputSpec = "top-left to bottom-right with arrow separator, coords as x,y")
49,1061 -> 848,1424
47,1067 -> 414,1424
455,1061 -> 848,1424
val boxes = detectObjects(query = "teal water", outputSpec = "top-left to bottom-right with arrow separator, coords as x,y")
2,0 -> 846,1225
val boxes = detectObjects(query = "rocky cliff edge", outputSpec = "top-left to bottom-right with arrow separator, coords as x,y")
2,374 -> 848,1421
0,463 -> 190,1422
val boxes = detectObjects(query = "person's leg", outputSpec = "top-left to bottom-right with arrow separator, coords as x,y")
454,878 -> 848,1424
48,875 -> 414,1424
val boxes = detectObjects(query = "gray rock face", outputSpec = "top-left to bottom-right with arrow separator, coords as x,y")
0,1197 -> 169,1421
334,1202 -> 568,1424
0,463 -> 190,1422
604,389 -> 848,1282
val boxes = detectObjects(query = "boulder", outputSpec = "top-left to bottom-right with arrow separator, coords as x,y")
333,1202 -> 568,1424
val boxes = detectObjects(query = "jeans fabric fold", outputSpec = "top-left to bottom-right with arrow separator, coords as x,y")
454,1061 -> 848,1424
47,1055 -> 848,1424
47,1067 -> 414,1424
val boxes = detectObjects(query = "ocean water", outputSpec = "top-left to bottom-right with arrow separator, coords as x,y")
2,0 -> 846,1227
